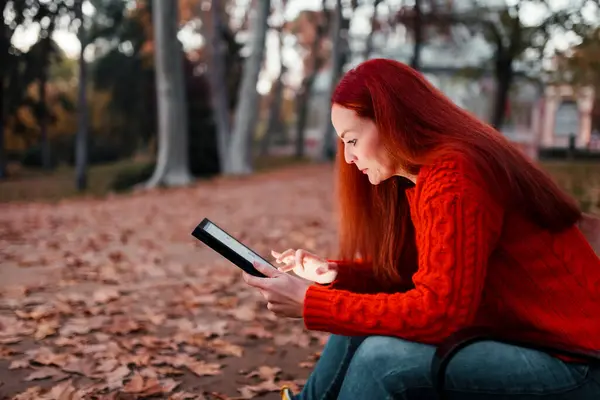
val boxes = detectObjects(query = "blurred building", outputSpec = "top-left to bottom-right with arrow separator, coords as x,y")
301,1 -> 596,160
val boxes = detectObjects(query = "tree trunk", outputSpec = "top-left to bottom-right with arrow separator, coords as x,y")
207,0 -> 231,172
0,78 -> 5,180
226,0 -> 271,175
363,0 -> 382,60
261,25 -> 287,156
75,39 -> 88,191
39,40 -> 51,170
295,0 -> 329,159
491,57 -> 514,130
0,2 -> 8,179
146,0 -> 193,187
410,0 -> 423,71
294,78 -> 313,159
320,0 -> 344,161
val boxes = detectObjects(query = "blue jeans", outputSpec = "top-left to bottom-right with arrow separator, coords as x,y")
295,335 -> 600,400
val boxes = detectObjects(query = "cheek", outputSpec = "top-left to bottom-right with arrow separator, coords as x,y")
358,141 -> 377,161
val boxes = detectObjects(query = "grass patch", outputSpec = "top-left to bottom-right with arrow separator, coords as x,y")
541,161 -> 600,214
0,159 -> 148,204
0,155 -> 312,204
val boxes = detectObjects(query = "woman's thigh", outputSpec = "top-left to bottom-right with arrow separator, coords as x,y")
338,336 -> 600,399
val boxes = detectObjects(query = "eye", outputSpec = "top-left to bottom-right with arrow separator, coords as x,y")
347,139 -> 357,146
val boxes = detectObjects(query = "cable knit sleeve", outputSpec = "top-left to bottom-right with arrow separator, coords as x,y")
323,260 -> 382,294
302,158 -> 505,344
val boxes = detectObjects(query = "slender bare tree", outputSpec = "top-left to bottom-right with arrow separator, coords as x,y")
75,0 -> 89,191
320,0 -> 344,161
226,0 -> 271,174
146,0 -> 193,187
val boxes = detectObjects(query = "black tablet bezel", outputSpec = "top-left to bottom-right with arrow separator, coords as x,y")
191,218 -> 272,278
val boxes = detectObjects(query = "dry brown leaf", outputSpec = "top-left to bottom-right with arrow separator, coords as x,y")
123,373 -> 179,396
26,347 -> 71,368
60,316 -> 108,337
24,366 -> 67,381
10,358 -> 30,369
161,378 -> 181,393
0,335 -> 22,344
245,366 -> 281,381
230,305 -> 256,321
12,386 -> 44,400
0,345 -> 17,358
105,365 -> 131,390
186,361 -> 222,377
237,379 -> 280,399
299,361 -> 315,368
210,338 -> 244,357
15,304 -> 56,320
95,358 -> 119,373
41,380 -> 83,400
169,392 -> 207,400
92,287 -> 121,304
104,315 -> 143,335
53,337 -> 82,347
61,357 -> 96,377
34,320 -> 59,340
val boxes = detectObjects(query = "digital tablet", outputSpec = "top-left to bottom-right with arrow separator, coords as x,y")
191,218 -> 275,278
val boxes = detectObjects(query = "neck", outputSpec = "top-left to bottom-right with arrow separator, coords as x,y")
395,170 -> 418,184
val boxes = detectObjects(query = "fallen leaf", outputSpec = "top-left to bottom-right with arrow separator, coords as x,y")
186,361 -> 222,377
61,358 -> 96,377
245,366 -> 281,381
34,320 -> 59,340
105,365 -> 131,389
123,373 -> 179,396
0,335 -> 22,344
92,288 -> 121,304
237,379 -> 280,399
12,386 -> 44,400
230,305 -> 256,321
24,366 -> 67,381
210,339 -> 244,357
169,392 -> 207,400
299,361 -> 315,368
41,380 -> 83,400
104,315 -> 143,335
60,316 -> 107,337
0,345 -> 16,358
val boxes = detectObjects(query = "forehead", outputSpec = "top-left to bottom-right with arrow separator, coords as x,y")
331,104 -> 360,121
331,105 -> 362,128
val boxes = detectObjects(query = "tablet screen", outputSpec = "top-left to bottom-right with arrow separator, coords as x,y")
202,221 -> 269,265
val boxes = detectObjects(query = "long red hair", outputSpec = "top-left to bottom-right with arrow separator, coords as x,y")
332,59 -> 581,287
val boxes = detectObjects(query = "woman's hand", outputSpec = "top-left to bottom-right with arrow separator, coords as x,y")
271,249 -> 338,284
242,262 -> 312,319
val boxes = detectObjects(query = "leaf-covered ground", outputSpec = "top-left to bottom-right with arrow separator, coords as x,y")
0,164 -> 337,400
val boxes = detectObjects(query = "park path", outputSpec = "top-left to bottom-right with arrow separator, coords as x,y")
0,164 -> 337,400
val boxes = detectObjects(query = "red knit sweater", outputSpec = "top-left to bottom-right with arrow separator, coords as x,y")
303,155 -> 600,356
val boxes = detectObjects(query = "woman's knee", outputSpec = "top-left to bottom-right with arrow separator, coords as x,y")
350,336 -> 434,378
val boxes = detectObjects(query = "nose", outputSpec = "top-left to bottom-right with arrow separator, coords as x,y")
344,145 -> 356,165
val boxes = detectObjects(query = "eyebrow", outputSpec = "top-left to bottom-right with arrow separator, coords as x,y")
340,129 -> 352,139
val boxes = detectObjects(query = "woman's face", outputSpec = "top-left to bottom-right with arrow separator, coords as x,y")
331,104 -> 397,185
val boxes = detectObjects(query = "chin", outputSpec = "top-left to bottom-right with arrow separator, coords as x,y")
368,175 -> 384,185
368,172 -> 391,185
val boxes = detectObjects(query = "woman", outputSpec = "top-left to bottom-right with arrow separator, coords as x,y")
242,58 -> 600,399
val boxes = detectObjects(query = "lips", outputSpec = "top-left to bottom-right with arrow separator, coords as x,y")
360,168 -> 368,174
